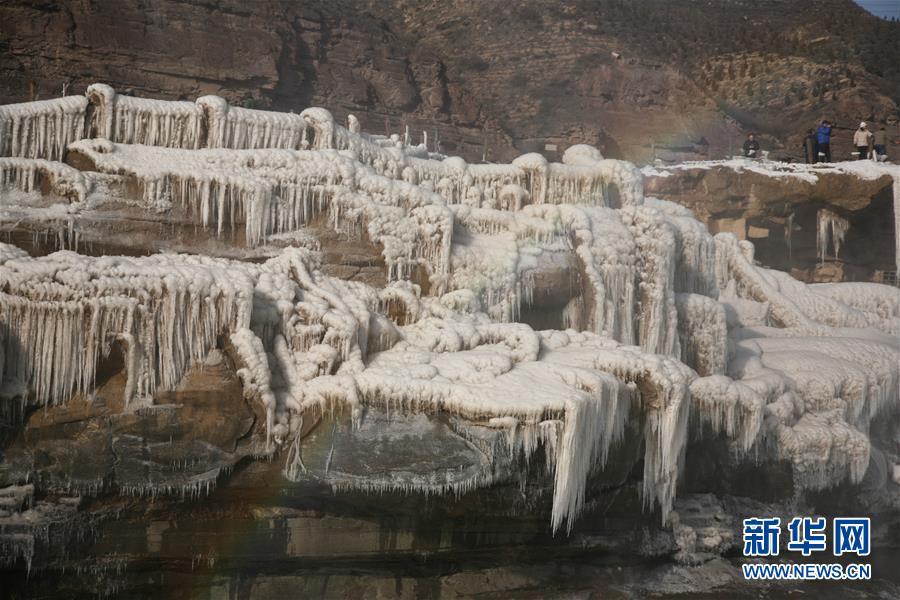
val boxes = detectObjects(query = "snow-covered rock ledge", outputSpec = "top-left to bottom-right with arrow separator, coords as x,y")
643,158 -> 899,281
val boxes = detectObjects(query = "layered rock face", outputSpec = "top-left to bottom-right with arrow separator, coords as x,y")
643,160 -> 899,282
1,0 -> 898,164
0,0 -> 497,161
0,87 -> 898,597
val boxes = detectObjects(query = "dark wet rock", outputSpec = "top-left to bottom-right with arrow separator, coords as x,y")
670,494 -> 737,565
294,408 -> 501,493
0,350 -> 254,497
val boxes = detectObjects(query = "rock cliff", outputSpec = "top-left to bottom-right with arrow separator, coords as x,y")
2,0 -> 898,163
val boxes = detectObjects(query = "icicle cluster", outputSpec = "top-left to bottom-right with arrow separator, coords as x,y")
895,177 -> 900,273
0,157 -> 89,203
0,97 -> 88,161
816,208 -> 849,264
66,140 -> 453,280
0,247 -> 254,407
310,110 -> 644,212
676,293 -> 726,376
200,96 -> 308,150
689,376 -> 765,454
87,83 -> 203,148
645,197 -> 718,297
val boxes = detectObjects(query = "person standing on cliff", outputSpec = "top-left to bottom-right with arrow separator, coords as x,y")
873,125 -> 888,160
815,120 -> 833,162
853,122 -> 873,160
803,129 -> 817,163
742,133 -> 760,158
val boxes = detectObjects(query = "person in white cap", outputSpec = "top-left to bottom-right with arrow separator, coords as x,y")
853,122 -> 873,160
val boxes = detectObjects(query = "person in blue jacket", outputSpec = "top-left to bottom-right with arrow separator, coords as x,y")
815,120 -> 833,163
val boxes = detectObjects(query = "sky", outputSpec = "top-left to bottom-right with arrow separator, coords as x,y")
853,0 -> 900,19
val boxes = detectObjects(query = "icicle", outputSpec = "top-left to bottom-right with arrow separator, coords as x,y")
197,95 -> 309,150
816,208 -> 849,264
0,157 -> 89,202
87,84 -> 203,148
0,96 -> 88,161
894,177 -> 900,274
675,294 -> 726,376
550,375 -> 628,533
689,376 -> 764,453
785,212 -> 794,259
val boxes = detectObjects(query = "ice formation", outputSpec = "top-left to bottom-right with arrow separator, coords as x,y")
198,95 -> 309,150
0,158 -> 88,203
87,84 -> 203,149
0,247 -> 255,406
1,85 -> 898,538
0,97 -> 88,162
816,208 -> 849,264
894,176 -> 900,273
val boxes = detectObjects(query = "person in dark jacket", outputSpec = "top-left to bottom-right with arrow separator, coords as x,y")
742,133 -> 760,158
815,120 -> 833,162
803,129 -> 817,164
873,125 -> 888,159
